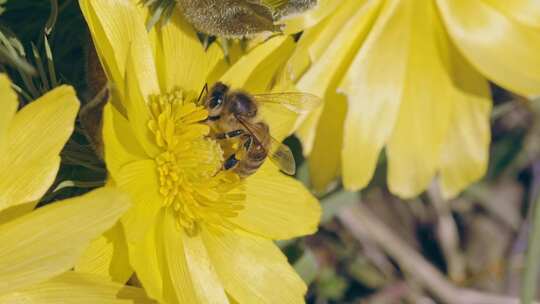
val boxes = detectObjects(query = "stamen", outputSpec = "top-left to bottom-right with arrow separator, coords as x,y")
148,88 -> 245,236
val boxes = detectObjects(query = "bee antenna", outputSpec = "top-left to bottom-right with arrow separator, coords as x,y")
197,83 -> 209,105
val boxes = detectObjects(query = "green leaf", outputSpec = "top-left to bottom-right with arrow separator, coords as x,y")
45,0 -> 58,35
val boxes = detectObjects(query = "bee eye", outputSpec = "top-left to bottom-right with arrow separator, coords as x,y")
209,97 -> 223,109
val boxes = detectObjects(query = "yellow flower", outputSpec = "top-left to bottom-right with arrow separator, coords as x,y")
280,0 -> 540,199
0,74 -> 150,302
80,0 -> 321,303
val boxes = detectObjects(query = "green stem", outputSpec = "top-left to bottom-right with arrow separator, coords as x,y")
521,191 -> 540,303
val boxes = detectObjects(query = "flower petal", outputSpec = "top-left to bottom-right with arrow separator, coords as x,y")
295,0 -> 379,153
79,0 -> 148,103
5,85 -> 78,168
385,2 -> 453,198
0,85 -> 79,210
338,0 -> 411,190
75,222 -> 133,284
0,202 -> 35,226
232,162 -> 320,240
154,9 -> 225,93
296,0 -> 378,98
308,91 -> 347,192
0,74 -> 18,150
163,210 -> 228,303
203,230 -> 307,304
437,0 -> 540,95
483,0 -> 540,28
281,0 -> 343,34
124,37 -> 161,157
438,41 -> 492,199
0,271 -> 153,304
0,188 -> 130,294
102,103 -> 147,176
127,210 -> 165,303
0,160 -> 57,212
221,36 -> 294,92
116,160 -> 161,245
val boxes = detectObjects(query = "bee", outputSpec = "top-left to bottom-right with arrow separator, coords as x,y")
176,0 -> 279,38
176,0 -> 318,38
200,82 -> 320,177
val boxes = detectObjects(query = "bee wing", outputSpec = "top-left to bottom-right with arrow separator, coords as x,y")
252,92 -> 322,113
236,115 -> 296,175
267,136 -> 296,175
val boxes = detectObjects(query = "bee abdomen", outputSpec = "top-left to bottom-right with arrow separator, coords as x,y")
236,159 -> 265,177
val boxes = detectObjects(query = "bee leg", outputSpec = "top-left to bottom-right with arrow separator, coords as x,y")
243,135 -> 253,150
215,129 -> 244,140
223,154 -> 239,170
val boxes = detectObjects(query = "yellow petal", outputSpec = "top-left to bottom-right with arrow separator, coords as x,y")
221,36 -> 294,92
0,271 -> 154,304
79,0 -> 148,103
295,108 -> 323,155
281,0 -> 343,34
162,211 -> 197,304
338,0 -> 411,191
0,188 -> 130,294
181,232 -> 229,304
75,223 -> 133,284
233,162 -> 320,240
124,37 -> 161,157
163,210 -> 228,304
0,74 -> 18,150
116,160 -> 161,245
0,202 -> 35,225
5,85 -> 78,172
203,230 -> 307,304
102,103 -> 147,176
296,0 -> 377,98
127,210 -> 165,303
438,39 -> 492,199
0,86 -> 79,210
294,0 -> 367,70
308,91 -> 347,192
437,0 -> 540,95
295,0 -> 379,153
0,160 -> 57,212
483,0 -> 540,28
385,1 -> 453,198
153,9 -> 225,93
288,6 -> 352,149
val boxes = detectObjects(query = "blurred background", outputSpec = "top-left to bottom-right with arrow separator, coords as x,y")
2,1 -> 540,303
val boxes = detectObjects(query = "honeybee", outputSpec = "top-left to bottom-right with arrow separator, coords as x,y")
177,0 -> 277,38
176,0 -> 317,38
200,82 -> 320,177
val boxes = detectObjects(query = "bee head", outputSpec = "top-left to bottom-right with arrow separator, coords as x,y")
206,82 -> 229,117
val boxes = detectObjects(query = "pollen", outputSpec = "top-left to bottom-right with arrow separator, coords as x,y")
148,88 -> 246,236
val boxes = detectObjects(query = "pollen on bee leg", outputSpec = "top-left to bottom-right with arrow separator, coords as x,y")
147,87 -> 247,236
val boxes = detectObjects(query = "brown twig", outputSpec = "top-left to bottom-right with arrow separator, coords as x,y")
338,201 -> 535,304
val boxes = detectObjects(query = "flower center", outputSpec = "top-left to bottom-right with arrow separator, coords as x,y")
148,88 -> 245,236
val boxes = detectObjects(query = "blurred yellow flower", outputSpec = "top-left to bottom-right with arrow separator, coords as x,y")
0,74 -> 149,303
80,1 -> 321,303
281,0 -> 540,199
